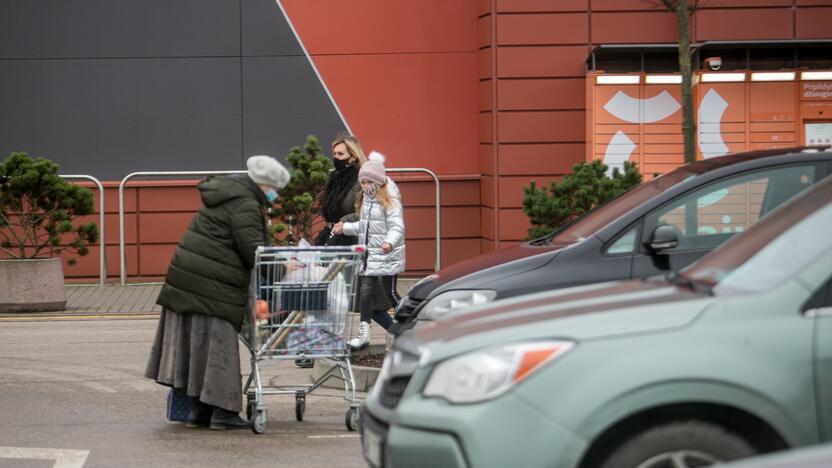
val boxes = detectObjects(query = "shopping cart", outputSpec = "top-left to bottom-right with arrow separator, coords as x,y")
240,245 -> 365,434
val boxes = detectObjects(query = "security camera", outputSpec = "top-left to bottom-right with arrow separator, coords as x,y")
705,57 -> 722,71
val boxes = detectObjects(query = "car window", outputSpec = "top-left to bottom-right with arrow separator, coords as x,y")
544,166 -> 700,244
709,203 -> 832,294
653,165 -> 815,253
683,171 -> 832,295
606,227 -> 638,254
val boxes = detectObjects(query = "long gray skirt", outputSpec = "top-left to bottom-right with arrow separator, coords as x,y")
144,308 -> 242,413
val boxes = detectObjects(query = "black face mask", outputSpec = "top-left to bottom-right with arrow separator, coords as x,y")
333,158 -> 350,171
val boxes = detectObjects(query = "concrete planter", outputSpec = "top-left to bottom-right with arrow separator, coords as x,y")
312,344 -> 386,392
0,258 -> 66,312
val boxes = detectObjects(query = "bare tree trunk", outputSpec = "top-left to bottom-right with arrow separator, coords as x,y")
676,0 -> 696,163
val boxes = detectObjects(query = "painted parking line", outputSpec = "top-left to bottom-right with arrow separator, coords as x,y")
0,447 -> 89,468
307,434 -> 361,439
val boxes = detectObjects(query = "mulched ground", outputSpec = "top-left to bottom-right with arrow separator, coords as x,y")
350,353 -> 386,368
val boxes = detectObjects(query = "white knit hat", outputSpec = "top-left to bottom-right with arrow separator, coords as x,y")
246,155 -> 290,189
359,151 -> 387,185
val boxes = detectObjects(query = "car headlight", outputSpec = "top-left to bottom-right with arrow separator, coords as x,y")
423,340 -> 574,404
419,290 -> 497,321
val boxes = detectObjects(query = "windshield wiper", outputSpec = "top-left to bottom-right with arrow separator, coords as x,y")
529,237 -> 550,246
666,272 -> 713,296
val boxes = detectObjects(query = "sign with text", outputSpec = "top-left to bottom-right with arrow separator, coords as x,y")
802,82 -> 832,101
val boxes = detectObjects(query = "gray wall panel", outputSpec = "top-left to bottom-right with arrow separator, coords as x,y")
0,0 -> 239,59
0,0 -> 347,181
242,57 -> 346,160
241,0 -> 304,56
0,59 -> 243,179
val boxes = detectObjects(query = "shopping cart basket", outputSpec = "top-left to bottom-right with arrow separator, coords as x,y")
240,245 -> 365,434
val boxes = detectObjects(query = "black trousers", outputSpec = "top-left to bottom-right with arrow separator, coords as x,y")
358,275 -> 401,330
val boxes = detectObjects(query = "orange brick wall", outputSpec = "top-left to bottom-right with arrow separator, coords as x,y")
58,177 -> 480,282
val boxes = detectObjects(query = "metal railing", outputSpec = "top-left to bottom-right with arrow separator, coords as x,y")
118,168 -> 441,286
385,168 -> 441,272
60,175 -> 106,286
118,170 -> 246,286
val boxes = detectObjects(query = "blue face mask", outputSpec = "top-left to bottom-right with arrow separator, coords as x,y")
265,189 -> 278,203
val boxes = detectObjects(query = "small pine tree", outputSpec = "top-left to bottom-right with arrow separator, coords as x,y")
522,160 -> 642,240
0,152 -> 99,264
268,135 -> 332,245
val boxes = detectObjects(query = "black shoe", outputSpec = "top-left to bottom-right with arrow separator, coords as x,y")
184,401 -> 211,428
209,408 -> 250,430
294,358 -> 314,369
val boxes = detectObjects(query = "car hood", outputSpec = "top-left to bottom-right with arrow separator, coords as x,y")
407,242 -> 573,300
397,279 -> 711,363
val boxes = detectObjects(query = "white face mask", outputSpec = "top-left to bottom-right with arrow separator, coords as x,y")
362,183 -> 380,198
265,188 -> 278,203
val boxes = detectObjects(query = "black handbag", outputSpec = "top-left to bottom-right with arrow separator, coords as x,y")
166,388 -> 194,422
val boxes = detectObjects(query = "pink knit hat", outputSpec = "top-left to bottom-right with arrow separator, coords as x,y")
359,151 -> 387,185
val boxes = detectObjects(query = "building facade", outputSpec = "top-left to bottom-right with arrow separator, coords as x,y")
1,0 -> 830,281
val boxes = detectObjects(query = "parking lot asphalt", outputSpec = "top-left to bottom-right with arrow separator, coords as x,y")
0,318 -> 369,468
0,280 -> 421,467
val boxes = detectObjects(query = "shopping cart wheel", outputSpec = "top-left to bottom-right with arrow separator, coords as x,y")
345,407 -> 360,432
295,395 -> 306,422
251,409 -> 267,435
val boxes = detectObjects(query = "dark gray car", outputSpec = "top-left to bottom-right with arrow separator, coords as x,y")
393,146 -> 832,333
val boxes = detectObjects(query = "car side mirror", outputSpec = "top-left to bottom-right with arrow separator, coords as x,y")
646,225 -> 679,253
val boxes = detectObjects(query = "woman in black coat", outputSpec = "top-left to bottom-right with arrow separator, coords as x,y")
314,134 -> 366,247
296,134 -> 368,369
145,155 -> 290,430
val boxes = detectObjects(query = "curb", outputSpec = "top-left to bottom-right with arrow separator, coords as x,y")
0,312 -> 159,322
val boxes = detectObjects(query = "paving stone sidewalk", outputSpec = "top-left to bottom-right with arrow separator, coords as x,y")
2,278 -> 422,344
0,284 -> 165,317
64,284 -> 164,315
61,278 -> 419,316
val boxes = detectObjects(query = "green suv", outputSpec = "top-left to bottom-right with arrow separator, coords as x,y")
362,175 -> 832,467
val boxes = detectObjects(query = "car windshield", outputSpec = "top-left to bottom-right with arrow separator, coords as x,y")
542,166 -> 700,244
682,177 -> 832,295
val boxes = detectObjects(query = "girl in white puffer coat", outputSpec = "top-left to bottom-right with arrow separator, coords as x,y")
333,151 -> 405,350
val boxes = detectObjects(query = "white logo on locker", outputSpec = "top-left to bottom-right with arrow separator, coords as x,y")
698,89 -> 730,159
601,91 -> 681,174
600,88 -> 731,169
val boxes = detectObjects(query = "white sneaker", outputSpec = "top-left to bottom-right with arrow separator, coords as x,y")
349,321 -> 370,350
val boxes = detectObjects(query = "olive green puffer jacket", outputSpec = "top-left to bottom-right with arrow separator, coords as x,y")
156,174 -> 269,331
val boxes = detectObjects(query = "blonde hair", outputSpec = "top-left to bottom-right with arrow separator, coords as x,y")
331,133 -> 367,166
356,183 -> 394,214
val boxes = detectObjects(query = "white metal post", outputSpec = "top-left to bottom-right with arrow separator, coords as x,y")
60,175 -> 106,286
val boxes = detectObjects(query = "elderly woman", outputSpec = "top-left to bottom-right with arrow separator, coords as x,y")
145,155 -> 290,430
